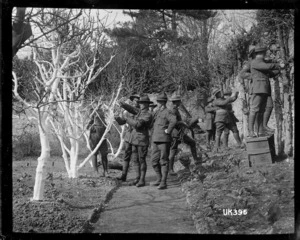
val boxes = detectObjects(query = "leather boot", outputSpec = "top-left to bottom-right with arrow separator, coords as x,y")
190,143 -> 202,165
248,112 -> 257,138
133,164 -> 141,185
150,165 -> 162,186
206,132 -> 211,151
158,165 -> 168,190
263,107 -> 275,132
117,161 -> 129,181
136,162 -> 146,187
222,133 -> 229,150
213,135 -> 221,152
169,150 -> 177,176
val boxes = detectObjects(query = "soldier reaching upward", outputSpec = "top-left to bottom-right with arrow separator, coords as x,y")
116,95 -> 153,187
150,92 -> 177,190
248,46 -> 283,137
211,89 -> 239,152
115,94 -> 140,182
239,45 -> 280,137
222,91 -> 245,149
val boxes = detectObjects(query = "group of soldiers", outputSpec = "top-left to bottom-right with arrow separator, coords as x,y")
87,44 -> 286,190
113,93 -> 202,190
203,44 -> 285,151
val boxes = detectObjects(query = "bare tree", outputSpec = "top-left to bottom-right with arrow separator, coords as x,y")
12,8 -> 118,200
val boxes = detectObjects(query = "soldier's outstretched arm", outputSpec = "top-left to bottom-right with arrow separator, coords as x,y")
125,112 -> 152,129
269,69 -> 280,78
119,102 -> 139,115
252,61 -> 280,71
205,105 -> 218,113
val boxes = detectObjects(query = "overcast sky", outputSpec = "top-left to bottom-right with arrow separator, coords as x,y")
16,9 -> 134,58
16,9 -> 256,58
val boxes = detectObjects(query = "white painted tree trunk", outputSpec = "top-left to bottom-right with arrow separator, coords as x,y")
69,139 -> 79,178
58,135 -> 72,178
32,118 -> 50,201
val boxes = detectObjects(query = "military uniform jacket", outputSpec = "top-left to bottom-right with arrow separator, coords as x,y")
87,110 -> 107,145
126,108 -> 153,146
152,106 -> 177,143
251,58 -> 280,95
169,106 -> 184,139
205,103 -> 217,130
226,103 -> 239,123
213,96 -> 237,124
117,102 -> 139,142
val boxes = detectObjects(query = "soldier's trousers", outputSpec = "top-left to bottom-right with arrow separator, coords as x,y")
215,121 -> 238,137
249,93 -> 268,114
131,145 -> 148,166
123,141 -> 138,165
169,134 -> 197,161
206,129 -> 215,142
151,142 -> 170,168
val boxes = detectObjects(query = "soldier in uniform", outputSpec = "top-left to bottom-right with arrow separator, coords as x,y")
211,89 -> 239,151
204,96 -> 217,151
150,92 -> 177,190
222,91 -> 244,149
248,46 -> 283,137
115,94 -> 140,182
148,103 -> 157,147
168,95 -> 202,175
87,107 -> 109,177
239,46 -> 279,136
115,96 -> 153,187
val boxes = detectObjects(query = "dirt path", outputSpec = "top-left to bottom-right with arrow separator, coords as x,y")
94,160 -> 196,233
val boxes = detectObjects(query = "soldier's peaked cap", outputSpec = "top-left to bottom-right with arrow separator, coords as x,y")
129,94 -> 140,101
254,46 -> 267,53
137,95 -> 153,104
156,92 -> 168,102
170,95 -> 181,102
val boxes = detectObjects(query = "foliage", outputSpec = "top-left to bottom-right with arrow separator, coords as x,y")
12,56 -> 39,103
104,9 -> 219,96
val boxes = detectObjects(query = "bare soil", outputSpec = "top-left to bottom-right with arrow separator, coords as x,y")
178,148 -> 295,234
93,159 -> 196,233
13,157 -> 119,233
12,143 -> 295,235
